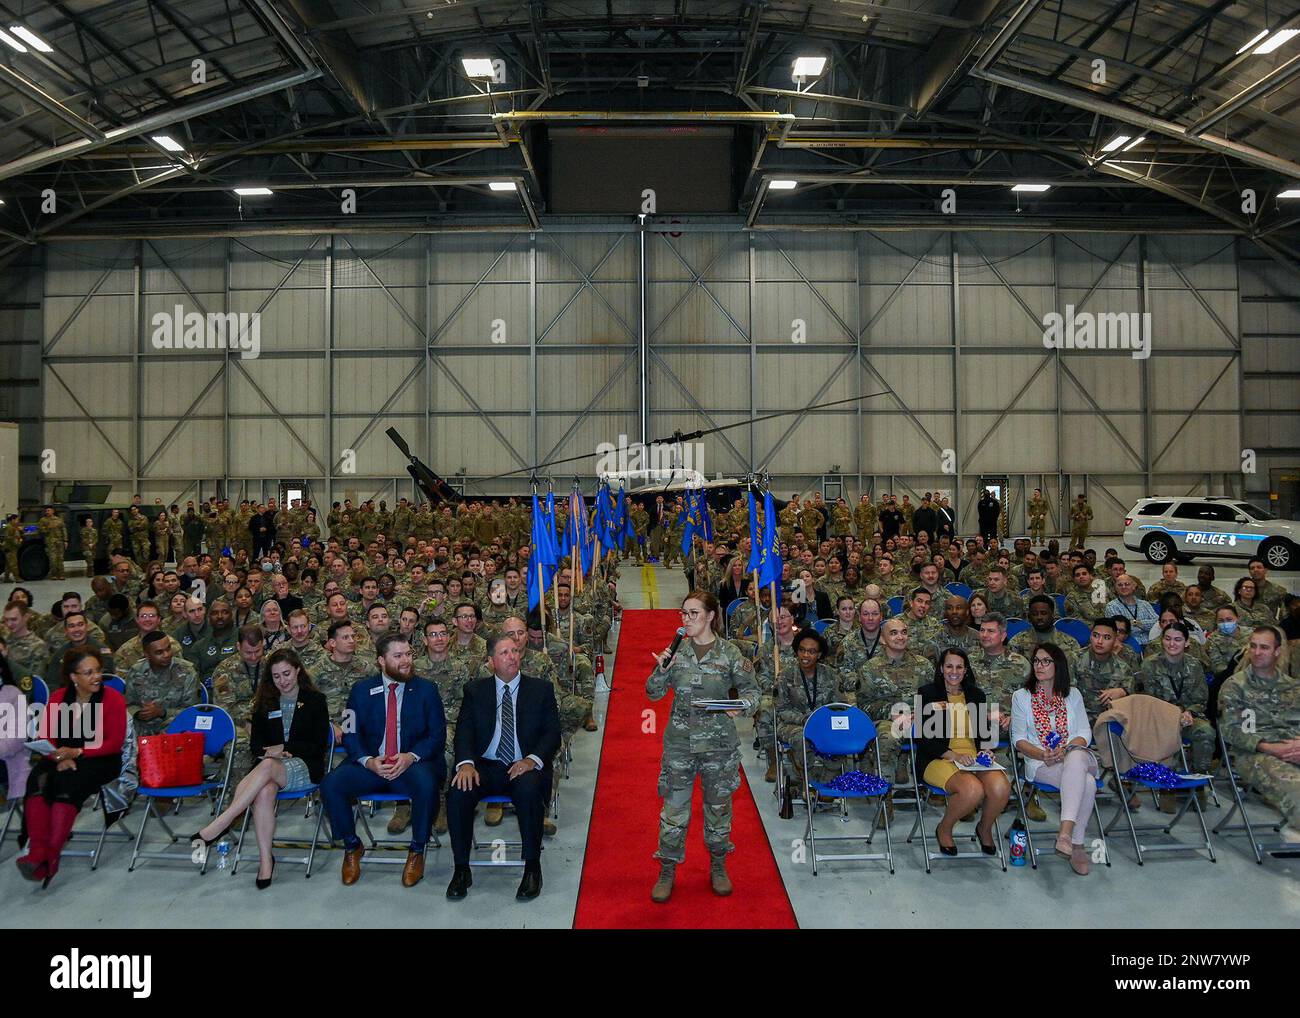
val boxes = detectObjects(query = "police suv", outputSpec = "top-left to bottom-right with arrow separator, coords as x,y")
1123,496 -> 1297,570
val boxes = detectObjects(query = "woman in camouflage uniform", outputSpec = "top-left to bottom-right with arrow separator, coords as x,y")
646,591 -> 760,903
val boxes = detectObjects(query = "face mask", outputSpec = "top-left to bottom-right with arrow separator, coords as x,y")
1218,621 -> 1237,636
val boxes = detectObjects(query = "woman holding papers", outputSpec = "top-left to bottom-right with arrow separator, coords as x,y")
646,591 -> 761,904
15,649 -> 126,888
915,647 -> 1010,857
1011,641 -> 1096,875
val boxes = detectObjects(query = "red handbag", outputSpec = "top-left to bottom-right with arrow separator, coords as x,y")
137,731 -> 205,788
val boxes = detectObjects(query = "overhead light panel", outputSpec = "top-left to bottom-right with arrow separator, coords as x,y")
462,57 -> 496,79
152,134 -> 185,153
9,26 -> 52,52
1100,134 -> 1132,153
1255,28 -> 1299,53
792,56 -> 826,79
1279,188 -> 1300,199
768,179 -> 798,190
1123,135 -> 1147,151
0,28 -> 27,52
488,181 -> 517,192
233,187 -> 272,196
1239,27 -> 1299,54
1011,183 -> 1051,192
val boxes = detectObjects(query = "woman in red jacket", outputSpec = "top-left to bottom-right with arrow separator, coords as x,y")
16,649 -> 126,887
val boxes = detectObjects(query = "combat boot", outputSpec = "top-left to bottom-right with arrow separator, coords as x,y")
710,853 -> 732,896
651,862 -> 676,903
387,802 -> 411,835
875,792 -> 895,830
764,749 -> 777,784
1024,789 -> 1047,822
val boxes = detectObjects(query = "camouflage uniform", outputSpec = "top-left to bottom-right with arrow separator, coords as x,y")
970,648 -> 1030,713
1205,629 -> 1249,679
101,515 -> 126,556
1063,584 -> 1106,623
1068,647 -> 1136,717
286,639 -> 328,675
36,513 -> 68,580
449,633 -> 487,670
1069,499 -> 1092,547
123,656 -> 200,736
1027,495 -> 1049,544
1254,578 -> 1287,620
314,654 -> 373,722
1218,665 -> 1300,830
1195,585 -> 1231,613
980,589 -> 1025,619
152,513 -> 172,564
851,651 -> 931,779
6,630 -> 50,682
1147,579 -> 1186,603
1010,626 -> 1080,657
80,523 -> 98,574
2,517 -> 23,581
774,661 -> 843,787
900,611 -> 943,661
853,500 -> 877,540
1134,654 -> 1215,771
128,512 -> 151,564
646,638 -> 760,863
115,632 -> 184,673
210,654 -> 262,779
414,653 -> 471,773
190,627 -> 239,685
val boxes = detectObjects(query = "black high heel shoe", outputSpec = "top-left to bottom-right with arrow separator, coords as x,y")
256,857 -> 275,890
188,822 -> 233,862
935,825 -> 958,857
978,836 -> 997,856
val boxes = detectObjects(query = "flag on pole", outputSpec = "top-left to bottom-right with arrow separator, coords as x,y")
757,489 -> 783,602
746,489 -> 762,573
528,493 -> 558,612
680,487 -> 713,555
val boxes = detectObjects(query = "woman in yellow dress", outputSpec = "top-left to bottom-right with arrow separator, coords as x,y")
914,647 -> 1011,855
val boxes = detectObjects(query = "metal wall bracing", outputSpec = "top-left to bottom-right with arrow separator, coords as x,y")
31,223 -> 1294,535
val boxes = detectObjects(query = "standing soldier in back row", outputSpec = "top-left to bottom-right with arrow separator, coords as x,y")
854,493 -> 878,541
1069,494 -> 1092,549
1028,488 -> 1049,545
37,507 -> 68,580
79,515 -> 98,576
1,514 -> 22,582
128,506 -> 151,563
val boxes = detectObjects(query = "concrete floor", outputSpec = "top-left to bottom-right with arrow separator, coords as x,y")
2,549 -> 1296,927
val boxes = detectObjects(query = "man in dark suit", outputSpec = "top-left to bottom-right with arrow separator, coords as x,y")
445,631 -> 561,901
320,633 -> 446,888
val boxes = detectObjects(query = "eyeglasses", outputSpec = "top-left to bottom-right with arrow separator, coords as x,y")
1032,657 -> 1054,666
679,609 -> 704,619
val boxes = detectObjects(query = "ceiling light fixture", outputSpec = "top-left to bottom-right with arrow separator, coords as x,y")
462,57 -> 495,79
1011,183 -> 1051,192
0,28 -> 27,52
1278,188 -> 1300,199
9,26 -> 52,52
792,56 -> 826,80
1100,134 -> 1132,153
768,179 -> 798,190
233,187 -> 272,196
152,134 -> 185,153
488,181 -> 517,192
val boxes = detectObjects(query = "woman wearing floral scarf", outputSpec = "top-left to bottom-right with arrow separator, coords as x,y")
1011,641 -> 1098,875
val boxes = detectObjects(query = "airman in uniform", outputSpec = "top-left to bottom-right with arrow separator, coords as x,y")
2,514 -> 22,581
79,516 -> 98,576
1069,495 -> 1092,549
36,507 -> 68,580
1134,622 -> 1214,805
123,632 -> 200,736
646,593 -> 760,902
152,509 -> 171,564
101,509 -> 126,556
127,507 -> 151,564
1027,488 -> 1049,545
210,626 -> 265,781
853,494 -> 877,541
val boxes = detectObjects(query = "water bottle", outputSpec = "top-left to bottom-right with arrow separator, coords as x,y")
595,654 -> 605,678
1008,819 -> 1028,867
216,840 -> 230,870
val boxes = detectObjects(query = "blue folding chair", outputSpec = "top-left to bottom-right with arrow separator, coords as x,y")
198,685 -> 209,704
1010,743 -> 1111,870
1051,594 -> 1066,616
102,675 -> 125,696
28,675 -> 49,705
1004,618 -> 1030,641
886,596 -> 904,616
1019,589 -> 1031,599
128,704 -> 235,873
945,582 -> 972,600
1124,636 -> 1142,656
1054,618 -> 1091,647
810,618 -> 833,635
802,704 -> 894,874
232,726 -> 335,878
1212,726 -> 1292,863
1103,719 -> 1215,864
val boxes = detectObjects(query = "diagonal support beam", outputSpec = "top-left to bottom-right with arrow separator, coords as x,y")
647,350 -> 749,469
1058,360 -> 1145,470
46,364 -> 134,474
758,350 -> 859,470
140,366 -> 225,475
1150,358 -> 1237,469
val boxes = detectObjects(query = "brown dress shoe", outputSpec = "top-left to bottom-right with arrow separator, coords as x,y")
341,846 -> 364,885
583,711 -> 598,732
401,850 -> 425,887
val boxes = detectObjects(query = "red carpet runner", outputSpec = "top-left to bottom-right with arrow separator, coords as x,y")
574,609 -> 798,929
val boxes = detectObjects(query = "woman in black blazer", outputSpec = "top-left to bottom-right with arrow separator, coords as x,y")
914,647 -> 1010,856
716,557 -> 750,612
192,646 -> 329,888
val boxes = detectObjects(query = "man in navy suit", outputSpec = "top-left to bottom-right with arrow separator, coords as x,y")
445,631 -> 561,901
320,633 -> 446,887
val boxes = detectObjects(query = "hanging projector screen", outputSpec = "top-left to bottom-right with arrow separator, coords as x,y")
547,126 -> 736,214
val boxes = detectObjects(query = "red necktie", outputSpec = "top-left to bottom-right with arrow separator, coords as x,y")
384,682 -> 398,763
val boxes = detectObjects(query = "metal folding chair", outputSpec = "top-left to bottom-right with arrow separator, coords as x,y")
1212,727 -> 1293,863
945,582 -> 972,599
101,675 -> 125,695
231,726 -> 336,878
128,704 -> 235,873
1010,743 -> 1111,870
1103,720 -> 1215,864
802,703 -> 894,875
811,618 -> 833,635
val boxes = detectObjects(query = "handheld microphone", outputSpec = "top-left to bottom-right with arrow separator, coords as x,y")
665,626 -> 687,663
